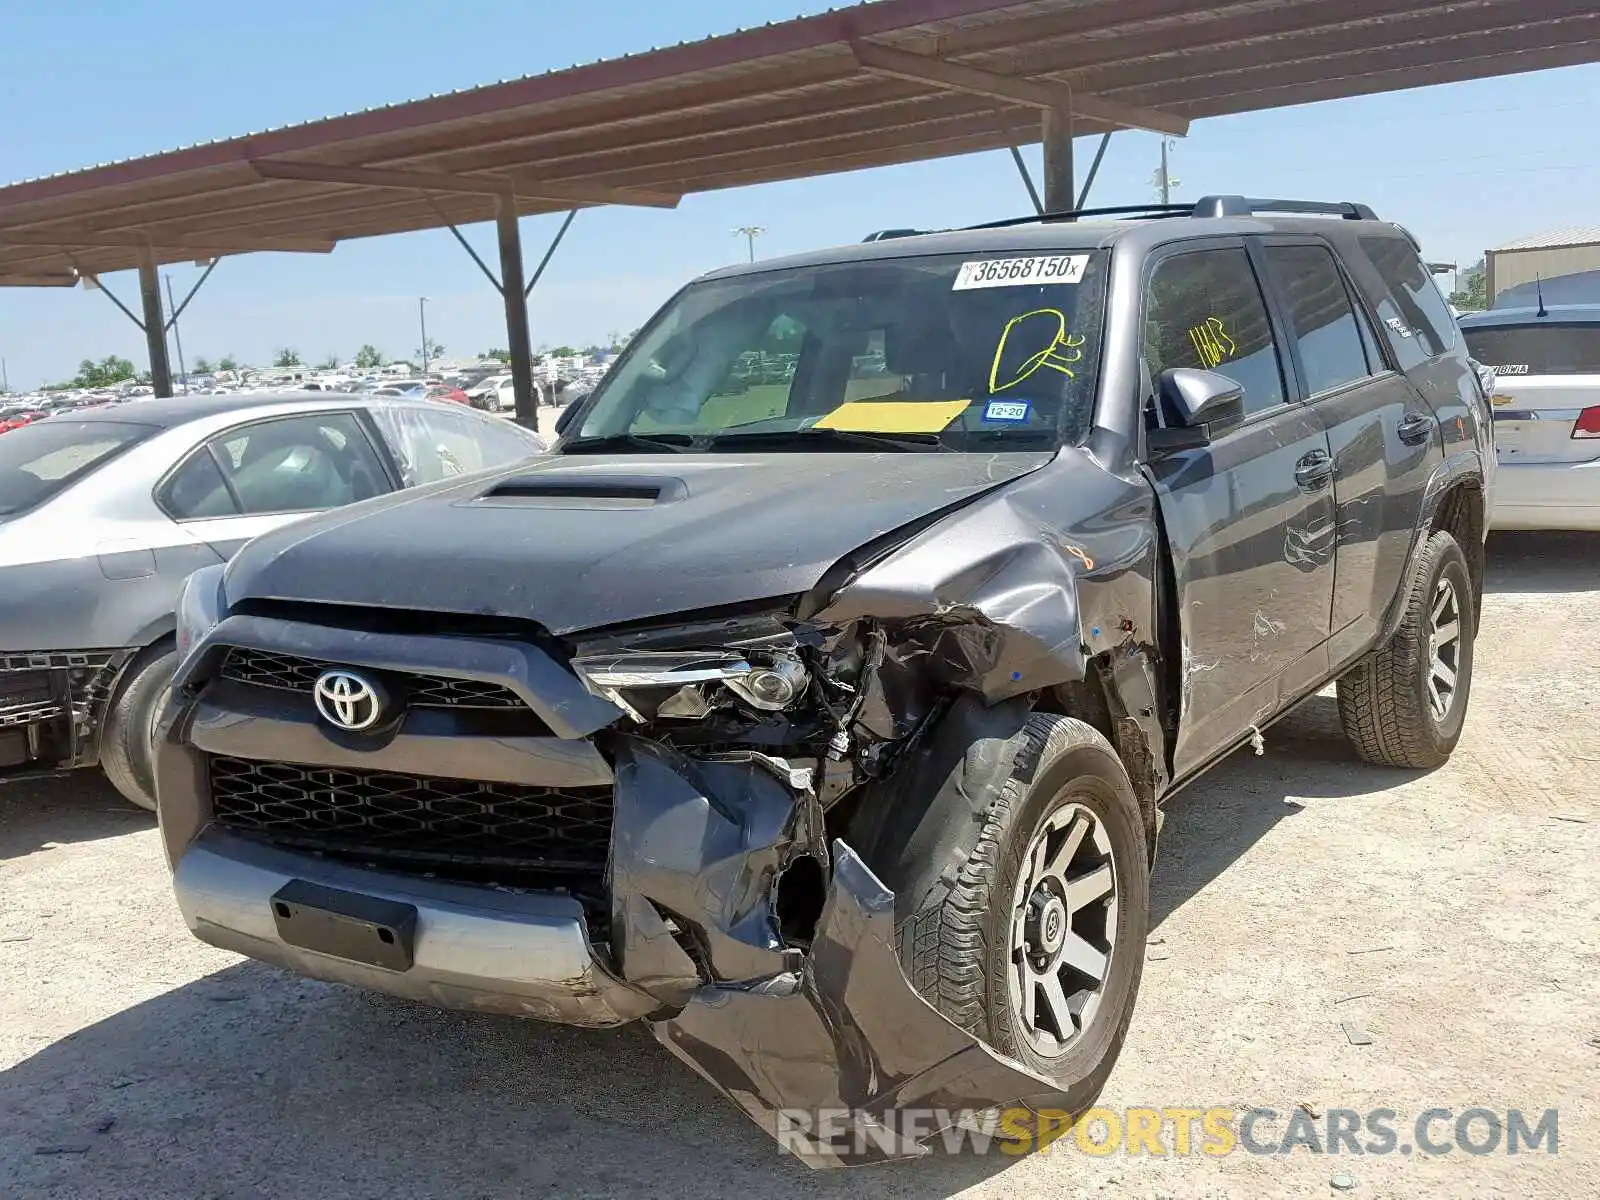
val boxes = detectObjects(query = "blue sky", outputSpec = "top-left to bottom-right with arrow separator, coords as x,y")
3,0 -> 1598,389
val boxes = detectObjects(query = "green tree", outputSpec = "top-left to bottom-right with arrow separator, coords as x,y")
480,348 -> 510,362
318,353 -> 340,370
1449,259 -> 1487,312
72,355 -> 138,388
217,354 -> 239,372
273,348 -> 302,368
416,338 -> 445,362
354,344 -> 385,369
191,355 -> 213,374
549,345 -> 577,357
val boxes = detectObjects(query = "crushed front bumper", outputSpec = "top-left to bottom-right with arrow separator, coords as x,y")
157,614 -> 1063,1164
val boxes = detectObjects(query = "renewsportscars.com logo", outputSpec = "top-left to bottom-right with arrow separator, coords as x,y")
771,1106 -> 1560,1161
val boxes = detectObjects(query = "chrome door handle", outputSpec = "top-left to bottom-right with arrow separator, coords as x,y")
1294,450 -> 1334,491
1398,411 -> 1434,445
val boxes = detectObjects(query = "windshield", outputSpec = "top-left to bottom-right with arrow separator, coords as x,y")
1461,322 -> 1600,376
0,420 -> 156,516
571,250 -> 1107,450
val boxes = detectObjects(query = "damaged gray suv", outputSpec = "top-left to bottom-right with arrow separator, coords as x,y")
156,197 -> 1492,1163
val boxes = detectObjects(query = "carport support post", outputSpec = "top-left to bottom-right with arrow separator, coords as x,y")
494,193 -> 537,428
1041,108 -> 1075,214
136,245 -> 173,397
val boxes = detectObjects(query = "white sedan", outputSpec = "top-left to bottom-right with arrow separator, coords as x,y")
1459,304 -> 1600,531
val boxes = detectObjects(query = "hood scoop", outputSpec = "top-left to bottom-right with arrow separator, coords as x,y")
473,474 -> 687,509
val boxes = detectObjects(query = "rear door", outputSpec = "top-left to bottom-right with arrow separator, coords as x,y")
1139,241 -> 1337,777
156,410 -> 395,557
1257,238 -> 1438,667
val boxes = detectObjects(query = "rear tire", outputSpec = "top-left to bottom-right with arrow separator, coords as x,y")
1337,530 -> 1475,769
896,714 -> 1149,1104
100,644 -> 177,812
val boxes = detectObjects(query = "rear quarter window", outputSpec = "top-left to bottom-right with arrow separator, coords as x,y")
1360,235 -> 1460,362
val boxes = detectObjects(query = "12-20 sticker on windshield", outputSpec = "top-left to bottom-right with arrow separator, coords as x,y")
952,255 -> 1089,290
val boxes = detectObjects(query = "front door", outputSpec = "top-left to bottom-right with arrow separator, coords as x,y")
1139,242 -> 1337,778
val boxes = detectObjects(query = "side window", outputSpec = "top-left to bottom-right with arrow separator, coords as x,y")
159,450 -> 238,520
1145,247 -> 1286,417
208,412 -> 387,515
370,405 -> 543,486
1263,244 -> 1373,396
1360,235 -> 1459,360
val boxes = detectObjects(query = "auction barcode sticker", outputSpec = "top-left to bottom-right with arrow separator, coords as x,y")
952,255 -> 1089,290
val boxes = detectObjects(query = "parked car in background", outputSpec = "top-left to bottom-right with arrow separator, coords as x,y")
372,382 -> 429,400
1459,304 -> 1600,530
426,385 -> 471,406
0,393 -> 545,810
1,407 -> 49,434
466,374 -> 513,411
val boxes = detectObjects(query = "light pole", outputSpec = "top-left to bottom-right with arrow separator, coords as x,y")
418,296 -> 431,375
732,225 -> 765,262
1154,138 -> 1181,204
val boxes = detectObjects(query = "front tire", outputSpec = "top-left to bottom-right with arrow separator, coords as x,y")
898,714 -> 1149,1101
100,644 -> 177,812
1337,530 -> 1475,769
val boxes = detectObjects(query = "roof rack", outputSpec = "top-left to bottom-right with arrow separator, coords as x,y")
1190,195 -> 1380,221
861,196 -> 1381,243
966,203 -> 1193,230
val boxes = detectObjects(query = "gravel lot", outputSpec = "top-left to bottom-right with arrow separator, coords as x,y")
2,533 -> 1596,1200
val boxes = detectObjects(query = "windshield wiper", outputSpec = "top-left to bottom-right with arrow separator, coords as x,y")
705,427 -> 953,453
560,432 -> 700,454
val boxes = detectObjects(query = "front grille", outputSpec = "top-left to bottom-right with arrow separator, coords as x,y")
208,755 -> 612,876
220,647 -> 524,709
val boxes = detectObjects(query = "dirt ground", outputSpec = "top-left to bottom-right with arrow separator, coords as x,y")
2,532 -> 1596,1200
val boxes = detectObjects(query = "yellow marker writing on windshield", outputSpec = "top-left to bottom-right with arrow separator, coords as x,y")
990,309 -> 1086,393
1188,317 -> 1236,369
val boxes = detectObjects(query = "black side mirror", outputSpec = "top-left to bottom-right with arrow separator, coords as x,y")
553,403 -> 579,437
1146,368 -> 1244,454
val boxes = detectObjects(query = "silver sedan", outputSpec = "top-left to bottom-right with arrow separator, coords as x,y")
0,392 -> 545,809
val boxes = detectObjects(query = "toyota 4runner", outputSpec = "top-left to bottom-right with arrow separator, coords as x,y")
156,196 -> 1492,1164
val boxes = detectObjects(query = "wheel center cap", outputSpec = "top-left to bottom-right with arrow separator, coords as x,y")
1033,895 -> 1067,955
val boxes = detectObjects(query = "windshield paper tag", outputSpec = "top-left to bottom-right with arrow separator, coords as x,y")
953,255 -> 1088,290
983,401 -> 1031,422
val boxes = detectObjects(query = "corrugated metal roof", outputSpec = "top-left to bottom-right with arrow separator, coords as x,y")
3,0 -> 1598,284
1492,224 -> 1600,253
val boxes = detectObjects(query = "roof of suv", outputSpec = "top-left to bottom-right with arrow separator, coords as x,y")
696,196 -> 1407,284
1459,304 -> 1600,328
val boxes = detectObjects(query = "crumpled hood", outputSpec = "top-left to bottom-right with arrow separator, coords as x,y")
222,451 -> 1050,634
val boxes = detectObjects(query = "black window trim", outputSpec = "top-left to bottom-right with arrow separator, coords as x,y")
1250,234 -> 1394,405
154,408 -> 398,522
1137,235 -> 1296,441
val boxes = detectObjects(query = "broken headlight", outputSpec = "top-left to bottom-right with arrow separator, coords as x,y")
572,648 -> 810,722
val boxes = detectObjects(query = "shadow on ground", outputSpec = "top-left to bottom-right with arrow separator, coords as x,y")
1148,693 -> 1416,928
0,958 -> 1016,1199
0,694 -> 1416,1199
1484,530 -> 1600,594
0,771 -> 151,863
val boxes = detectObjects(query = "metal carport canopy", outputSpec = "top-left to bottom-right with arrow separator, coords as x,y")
2,0 -> 1596,409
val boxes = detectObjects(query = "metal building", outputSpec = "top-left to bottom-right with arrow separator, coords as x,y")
1488,225 -> 1600,307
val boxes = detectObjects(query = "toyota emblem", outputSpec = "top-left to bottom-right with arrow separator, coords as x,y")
313,670 -> 385,731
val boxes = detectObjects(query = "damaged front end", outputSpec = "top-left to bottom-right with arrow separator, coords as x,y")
568,611 -> 1080,1163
